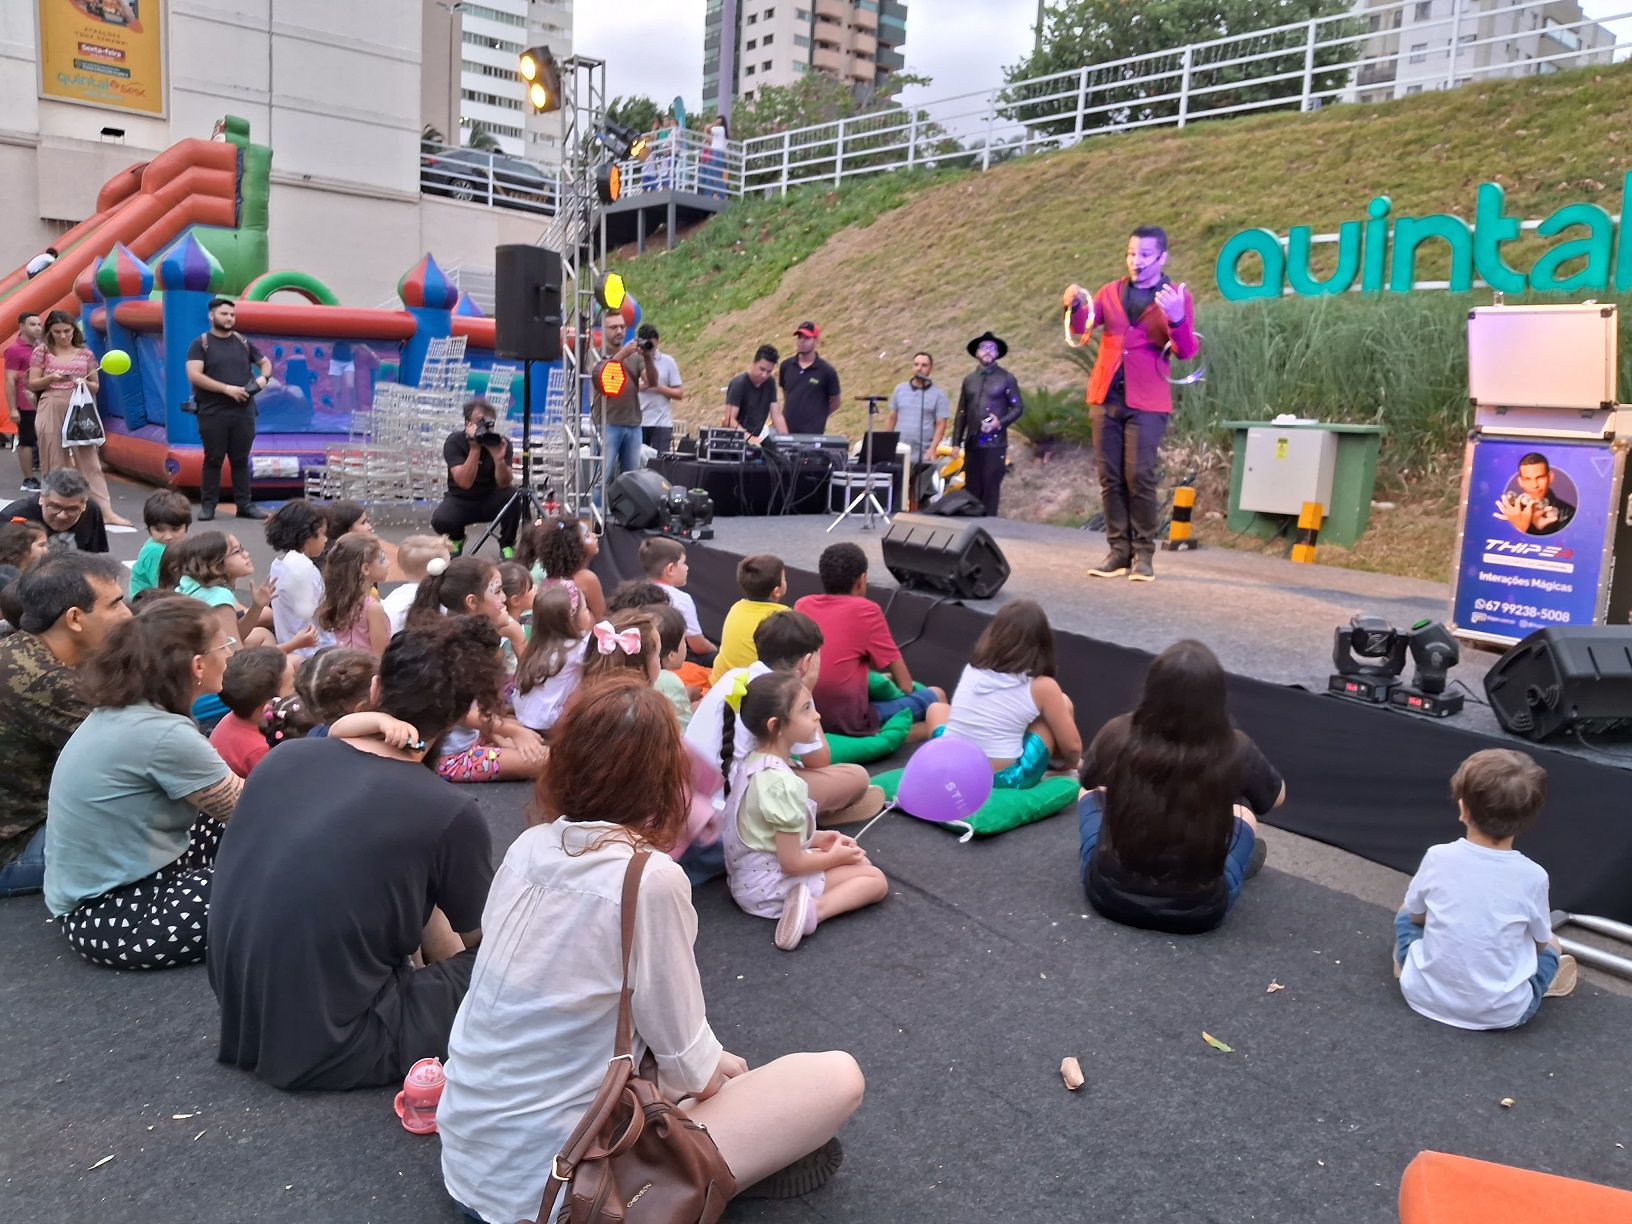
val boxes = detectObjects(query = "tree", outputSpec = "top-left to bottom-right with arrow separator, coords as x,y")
1002,0 -> 1359,137
607,94 -> 663,135
421,124 -> 444,152
465,121 -> 502,152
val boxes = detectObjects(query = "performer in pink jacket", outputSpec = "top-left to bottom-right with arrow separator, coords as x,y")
1066,226 -> 1199,583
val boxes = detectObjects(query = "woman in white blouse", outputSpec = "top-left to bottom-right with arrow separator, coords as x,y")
437,673 -> 863,1224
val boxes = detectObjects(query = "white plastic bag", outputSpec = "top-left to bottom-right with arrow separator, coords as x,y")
61,378 -> 105,448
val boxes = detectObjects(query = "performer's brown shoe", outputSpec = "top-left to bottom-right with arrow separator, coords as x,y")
1087,554 -> 1130,578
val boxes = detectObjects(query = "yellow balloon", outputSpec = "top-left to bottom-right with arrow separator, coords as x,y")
100,349 -> 132,375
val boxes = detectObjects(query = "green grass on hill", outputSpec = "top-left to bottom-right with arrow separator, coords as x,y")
617,61 -> 1632,445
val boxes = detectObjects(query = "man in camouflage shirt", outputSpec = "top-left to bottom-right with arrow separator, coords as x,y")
0,553 -> 129,896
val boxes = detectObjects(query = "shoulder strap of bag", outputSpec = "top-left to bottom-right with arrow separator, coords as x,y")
530,849 -> 651,1224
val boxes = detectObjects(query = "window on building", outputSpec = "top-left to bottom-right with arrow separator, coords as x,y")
746,38 -> 757,49
795,7 -> 811,18
460,3 -> 526,27
1392,11 -> 1402,27
762,60 -> 772,70
794,61 -> 807,72
747,12 -> 756,22
1408,42 -> 1428,62
1414,1 -> 1432,19
793,33 -> 810,46
1406,84 -> 1423,93
763,33 -> 773,44
745,64 -> 755,74
765,8 -> 775,17
1367,14 -> 1380,31
1458,33 -> 1474,44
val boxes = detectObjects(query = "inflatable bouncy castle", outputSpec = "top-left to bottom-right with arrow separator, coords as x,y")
0,116 -> 537,491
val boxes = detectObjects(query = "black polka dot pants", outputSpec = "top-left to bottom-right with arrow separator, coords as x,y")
59,818 -> 223,971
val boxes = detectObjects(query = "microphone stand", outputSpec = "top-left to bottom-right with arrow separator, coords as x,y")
828,394 -> 891,533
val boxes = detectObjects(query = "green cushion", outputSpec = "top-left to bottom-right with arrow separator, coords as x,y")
868,670 -> 906,701
823,709 -> 913,765
873,769 -> 1080,839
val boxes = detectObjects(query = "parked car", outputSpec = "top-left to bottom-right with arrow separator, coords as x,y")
421,148 -> 557,214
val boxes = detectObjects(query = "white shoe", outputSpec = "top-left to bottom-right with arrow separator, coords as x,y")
775,883 -> 815,951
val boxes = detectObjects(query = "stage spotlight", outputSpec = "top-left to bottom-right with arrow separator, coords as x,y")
1328,613 -> 1408,703
1388,620 -> 1465,717
595,359 -> 628,397
597,119 -> 645,160
519,46 -> 562,114
594,272 -> 626,311
596,161 -> 622,204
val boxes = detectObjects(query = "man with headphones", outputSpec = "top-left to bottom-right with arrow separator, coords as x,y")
885,351 -> 951,510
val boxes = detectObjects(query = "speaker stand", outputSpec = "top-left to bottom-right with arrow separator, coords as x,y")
828,394 -> 891,533
472,360 -> 550,555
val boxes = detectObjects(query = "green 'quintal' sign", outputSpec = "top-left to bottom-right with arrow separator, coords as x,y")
1216,173 -> 1632,301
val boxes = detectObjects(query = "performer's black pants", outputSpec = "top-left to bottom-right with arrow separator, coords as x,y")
1090,401 -> 1168,560
431,486 -> 523,548
962,445 -> 1007,517
198,407 -> 256,512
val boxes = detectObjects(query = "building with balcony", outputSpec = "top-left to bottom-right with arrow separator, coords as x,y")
704,0 -> 907,115
1343,0 -> 1613,103
420,0 -> 573,162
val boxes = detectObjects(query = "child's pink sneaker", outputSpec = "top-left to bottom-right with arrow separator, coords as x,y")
775,884 -> 818,951
393,1057 -> 445,1134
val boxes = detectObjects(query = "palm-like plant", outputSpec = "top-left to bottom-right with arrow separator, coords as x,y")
465,121 -> 502,152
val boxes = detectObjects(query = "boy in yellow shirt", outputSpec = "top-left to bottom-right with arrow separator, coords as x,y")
710,553 -> 787,683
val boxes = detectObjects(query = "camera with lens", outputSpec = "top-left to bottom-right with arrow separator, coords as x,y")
639,338 -> 655,353
471,416 -> 502,445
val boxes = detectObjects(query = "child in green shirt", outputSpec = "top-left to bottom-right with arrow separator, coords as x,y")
127,489 -> 192,596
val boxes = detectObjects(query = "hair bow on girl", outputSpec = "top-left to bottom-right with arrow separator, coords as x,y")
544,577 -> 582,617
723,670 -> 752,713
592,620 -> 641,655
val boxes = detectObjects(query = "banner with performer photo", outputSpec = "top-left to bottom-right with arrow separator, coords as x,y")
1451,435 -> 1622,641
37,0 -> 165,117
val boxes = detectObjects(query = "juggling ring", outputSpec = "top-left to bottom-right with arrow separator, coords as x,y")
1163,332 -> 1209,385
1062,297 -> 1095,349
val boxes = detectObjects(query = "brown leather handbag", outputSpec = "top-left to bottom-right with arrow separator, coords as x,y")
522,851 -> 737,1224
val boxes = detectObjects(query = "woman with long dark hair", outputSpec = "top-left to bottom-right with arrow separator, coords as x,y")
1078,639 -> 1284,934
25,310 -> 130,526
209,616 -> 504,1091
44,598 -> 242,968
437,674 -> 862,1223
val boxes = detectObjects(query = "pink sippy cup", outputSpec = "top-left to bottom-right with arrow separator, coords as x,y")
393,1057 -> 445,1134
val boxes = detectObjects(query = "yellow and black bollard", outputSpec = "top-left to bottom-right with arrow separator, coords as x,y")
1162,484 -> 1199,551
1290,501 -> 1323,563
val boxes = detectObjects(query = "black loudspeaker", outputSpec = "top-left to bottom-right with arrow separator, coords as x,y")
882,512 -> 1011,600
494,244 -> 563,362
1484,626 -> 1632,741
609,469 -> 672,530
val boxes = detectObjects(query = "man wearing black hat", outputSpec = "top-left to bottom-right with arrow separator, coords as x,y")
186,297 -> 272,520
778,321 -> 841,435
951,332 -> 1023,516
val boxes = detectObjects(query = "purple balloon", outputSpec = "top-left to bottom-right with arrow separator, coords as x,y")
896,734 -> 994,823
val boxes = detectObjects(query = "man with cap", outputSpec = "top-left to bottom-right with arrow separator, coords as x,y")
778,321 -> 842,435
951,331 -> 1024,517
186,296 -> 272,520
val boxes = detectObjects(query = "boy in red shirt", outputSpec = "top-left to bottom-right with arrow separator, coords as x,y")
794,542 -> 948,739
210,646 -> 294,777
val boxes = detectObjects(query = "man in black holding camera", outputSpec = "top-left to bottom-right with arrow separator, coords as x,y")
431,398 -> 519,556
186,296 -> 273,520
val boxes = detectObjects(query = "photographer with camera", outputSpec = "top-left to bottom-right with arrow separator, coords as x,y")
431,399 -> 520,556
636,323 -> 683,456
592,313 -> 654,489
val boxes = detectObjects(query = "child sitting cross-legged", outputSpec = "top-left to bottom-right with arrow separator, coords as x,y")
710,552 -> 786,683
638,535 -> 716,658
512,580 -> 592,735
1395,748 -> 1577,1029
129,489 -> 191,597
578,610 -> 661,687
724,671 -> 888,951
210,645 -> 296,778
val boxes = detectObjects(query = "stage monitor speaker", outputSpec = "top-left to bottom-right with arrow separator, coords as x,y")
882,512 -> 1011,600
609,469 -> 672,531
1484,626 -> 1632,741
494,244 -> 563,362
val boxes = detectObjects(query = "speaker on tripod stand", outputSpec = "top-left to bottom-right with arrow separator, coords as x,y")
468,245 -> 563,554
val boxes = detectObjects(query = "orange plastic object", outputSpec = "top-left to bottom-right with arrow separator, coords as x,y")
1399,1150 -> 1632,1224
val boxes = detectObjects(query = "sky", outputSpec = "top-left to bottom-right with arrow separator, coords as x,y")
577,0 -> 1631,117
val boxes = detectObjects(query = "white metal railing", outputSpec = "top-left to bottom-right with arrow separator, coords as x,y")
612,126 -> 743,201
736,0 -> 1631,196
419,139 -> 561,215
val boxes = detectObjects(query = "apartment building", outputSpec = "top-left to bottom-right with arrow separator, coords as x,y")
1346,0 -> 1613,102
704,0 -> 908,116
421,0 -> 573,161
